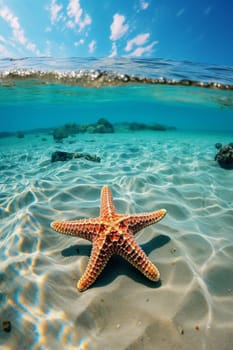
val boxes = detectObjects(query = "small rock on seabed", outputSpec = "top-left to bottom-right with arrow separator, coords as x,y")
215,143 -> 233,169
2,320 -> 11,333
51,151 -> 101,163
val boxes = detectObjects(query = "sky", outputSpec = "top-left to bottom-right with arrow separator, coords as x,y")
0,0 -> 232,65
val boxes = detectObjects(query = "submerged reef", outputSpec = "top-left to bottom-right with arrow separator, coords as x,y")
121,122 -> 174,132
52,118 -> 114,142
85,118 -> 114,134
128,122 -> 169,131
16,131 -> 25,139
0,132 -> 14,138
215,143 -> 233,169
50,119 -> 175,142
0,119 -> 176,142
52,123 -> 80,142
0,128 -> 52,139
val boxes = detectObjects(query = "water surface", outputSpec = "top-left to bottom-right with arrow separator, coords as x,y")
0,57 -> 233,132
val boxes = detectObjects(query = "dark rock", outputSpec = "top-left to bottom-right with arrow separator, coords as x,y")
128,122 -> 167,131
129,123 -> 147,131
2,320 -> 11,332
148,123 -> 167,131
215,143 -> 222,149
51,151 -> 100,163
63,122 -> 80,135
86,125 -> 95,133
83,118 -> 114,134
215,143 -> 233,169
52,127 -> 69,142
51,151 -> 72,162
95,124 -> 107,133
79,124 -> 88,133
95,118 -> 114,133
52,123 -> 80,141
0,132 -> 13,138
16,131 -> 24,138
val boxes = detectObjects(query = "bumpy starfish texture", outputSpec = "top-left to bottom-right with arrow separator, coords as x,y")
51,185 -> 166,292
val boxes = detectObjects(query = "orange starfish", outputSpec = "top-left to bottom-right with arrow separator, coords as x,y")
51,185 -> 166,292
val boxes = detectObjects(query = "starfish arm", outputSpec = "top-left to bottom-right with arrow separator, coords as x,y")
123,209 -> 166,235
50,218 -> 101,242
100,185 -> 117,219
77,242 -> 112,291
117,236 -> 160,281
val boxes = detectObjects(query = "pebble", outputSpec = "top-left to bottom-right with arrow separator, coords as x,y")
170,247 -> 177,254
2,320 -> 11,333
178,325 -> 184,335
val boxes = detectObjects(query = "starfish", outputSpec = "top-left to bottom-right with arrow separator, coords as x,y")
51,185 -> 166,292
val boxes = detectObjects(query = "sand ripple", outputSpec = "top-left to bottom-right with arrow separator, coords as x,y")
0,131 -> 233,349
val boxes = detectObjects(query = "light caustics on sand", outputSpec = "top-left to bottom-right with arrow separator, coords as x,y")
1,57 -> 233,348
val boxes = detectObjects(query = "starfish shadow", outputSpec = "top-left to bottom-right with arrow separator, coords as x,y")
62,244 -> 92,257
61,234 -> 170,290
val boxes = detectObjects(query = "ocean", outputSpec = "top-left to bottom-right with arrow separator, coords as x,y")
1,57 -> 233,132
0,57 -> 233,350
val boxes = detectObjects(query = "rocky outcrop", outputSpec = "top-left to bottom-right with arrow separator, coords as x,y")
215,143 -> 233,169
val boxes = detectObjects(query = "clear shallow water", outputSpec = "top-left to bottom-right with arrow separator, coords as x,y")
0,130 -> 233,349
0,57 -> 233,132
0,58 -> 233,349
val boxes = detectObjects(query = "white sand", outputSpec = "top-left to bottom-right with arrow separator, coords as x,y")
0,130 -> 233,350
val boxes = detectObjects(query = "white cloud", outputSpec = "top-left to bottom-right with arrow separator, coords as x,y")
44,40 -> 52,56
88,40 -> 96,53
0,5 -> 40,55
140,1 -> 149,10
67,0 -> 91,31
110,13 -> 129,41
109,42 -> 117,58
49,0 -> 63,24
125,33 -> 150,52
0,34 -> 6,43
128,41 -> 158,57
74,39 -> 84,46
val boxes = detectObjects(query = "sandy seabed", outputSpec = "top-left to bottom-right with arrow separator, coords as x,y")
0,130 -> 233,350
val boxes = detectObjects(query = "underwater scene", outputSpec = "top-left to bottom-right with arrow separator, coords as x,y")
0,57 -> 233,350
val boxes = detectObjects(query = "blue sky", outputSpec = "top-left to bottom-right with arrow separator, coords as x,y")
0,0 -> 232,65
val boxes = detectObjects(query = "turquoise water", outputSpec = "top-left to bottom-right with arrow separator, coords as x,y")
0,57 -> 233,132
0,58 -> 233,349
